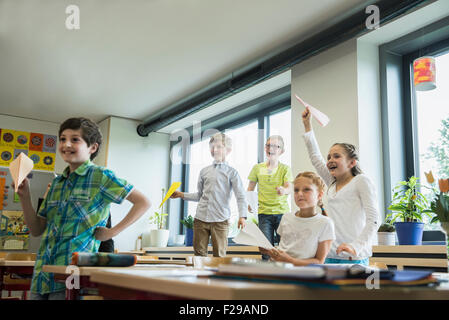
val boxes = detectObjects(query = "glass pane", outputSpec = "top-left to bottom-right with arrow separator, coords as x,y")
186,121 -> 259,238
187,138 -> 211,219
268,109 -> 292,214
225,121 -> 259,237
269,109 -> 291,167
415,52 -> 449,228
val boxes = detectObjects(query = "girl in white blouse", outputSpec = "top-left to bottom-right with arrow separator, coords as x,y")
301,107 -> 380,265
260,171 -> 335,266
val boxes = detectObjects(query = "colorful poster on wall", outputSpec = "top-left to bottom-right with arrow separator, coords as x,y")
29,151 -> 56,171
0,128 -> 56,172
0,129 -> 17,148
0,147 -> 14,167
0,210 -> 30,250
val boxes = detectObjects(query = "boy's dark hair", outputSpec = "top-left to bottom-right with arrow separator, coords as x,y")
58,117 -> 102,160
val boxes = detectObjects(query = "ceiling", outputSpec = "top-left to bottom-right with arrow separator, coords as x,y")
0,0 -> 375,126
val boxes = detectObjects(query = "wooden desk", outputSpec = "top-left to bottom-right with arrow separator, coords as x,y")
370,245 -> 448,272
88,268 -> 449,300
42,263 -> 189,300
0,259 -> 35,300
143,246 -> 262,260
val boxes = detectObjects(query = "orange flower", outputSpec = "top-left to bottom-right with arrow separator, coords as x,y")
438,179 -> 449,193
424,171 -> 435,184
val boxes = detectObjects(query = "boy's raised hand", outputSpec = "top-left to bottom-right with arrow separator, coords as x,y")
302,107 -> 312,132
12,178 -> 31,199
170,191 -> 183,199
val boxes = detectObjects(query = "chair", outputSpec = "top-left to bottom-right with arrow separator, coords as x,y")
190,256 -> 234,269
1,253 -> 36,300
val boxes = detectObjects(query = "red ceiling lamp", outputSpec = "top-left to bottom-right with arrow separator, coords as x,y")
413,56 -> 436,91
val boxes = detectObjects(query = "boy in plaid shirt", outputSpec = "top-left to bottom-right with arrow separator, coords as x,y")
15,117 -> 151,300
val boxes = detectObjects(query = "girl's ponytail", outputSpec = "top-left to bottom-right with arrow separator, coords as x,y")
318,200 -> 328,216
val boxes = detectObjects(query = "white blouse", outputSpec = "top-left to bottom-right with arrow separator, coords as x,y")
303,130 -> 380,260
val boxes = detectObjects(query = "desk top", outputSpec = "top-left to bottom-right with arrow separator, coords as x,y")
0,259 -> 35,267
42,264 -> 188,276
88,268 -> 449,300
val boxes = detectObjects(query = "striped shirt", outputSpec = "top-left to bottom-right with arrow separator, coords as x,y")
248,162 -> 293,215
183,161 -> 247,222
31,160 -> 133,294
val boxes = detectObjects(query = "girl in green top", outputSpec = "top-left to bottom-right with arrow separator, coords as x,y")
247,135 -> 293,260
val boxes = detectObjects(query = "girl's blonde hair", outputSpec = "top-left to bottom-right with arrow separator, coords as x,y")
295,171 -> 327,216
267,135 -> 285,152
209,132 -> 232,149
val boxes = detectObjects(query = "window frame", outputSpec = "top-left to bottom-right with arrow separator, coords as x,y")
168,98 -> 291,238
379,15 -> 449,216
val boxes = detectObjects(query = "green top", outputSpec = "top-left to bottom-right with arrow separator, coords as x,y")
32,160 -> 133,294
248,162 -> 293,215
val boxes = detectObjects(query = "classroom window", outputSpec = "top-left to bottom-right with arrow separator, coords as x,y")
268,108 -> 291,168
182,106 -> 291,239
414,51 -> 449,227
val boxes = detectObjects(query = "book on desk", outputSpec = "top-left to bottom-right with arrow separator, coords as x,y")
212,258 -> 440,288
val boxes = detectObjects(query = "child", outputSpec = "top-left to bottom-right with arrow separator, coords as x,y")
301,107 -> 379,265
247,135 -> 293,260
260,172 -> 335,266
15,117 -> 151,300
170,133 -> 247,257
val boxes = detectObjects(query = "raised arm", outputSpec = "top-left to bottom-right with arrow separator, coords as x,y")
302,107 -> 334,186
15,178 -> 47,237
180,171 -> 204,202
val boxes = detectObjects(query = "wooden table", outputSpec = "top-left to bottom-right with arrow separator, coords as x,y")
0,259 -> 35,300
42,263 -> 189,300
143,246 -> 262,260
87,268 -> 449,300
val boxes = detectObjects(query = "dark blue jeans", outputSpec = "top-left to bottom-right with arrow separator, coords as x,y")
258,214 -> 283,260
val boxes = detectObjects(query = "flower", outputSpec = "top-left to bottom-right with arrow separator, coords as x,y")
426,171 -> 449,223
425,171 -> 435,184
439,179 -> 449,193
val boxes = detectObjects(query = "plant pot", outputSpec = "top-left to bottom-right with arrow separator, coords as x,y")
150,229 -> 170,247
377,232 -> 396,246
394,222 -> 424,245
185,228 -> 194,246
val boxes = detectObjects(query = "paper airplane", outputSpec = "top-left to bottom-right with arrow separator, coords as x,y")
294,94 -> 330,127
233,220 -> 274,250
9,152 -> 34,192
159,181 -> 182,208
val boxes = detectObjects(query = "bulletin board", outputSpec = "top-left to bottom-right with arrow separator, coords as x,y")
0,128 -> 57,171
0,169 -> 54,250
0,127 -> 57,251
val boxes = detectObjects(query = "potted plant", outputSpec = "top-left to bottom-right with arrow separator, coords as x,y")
377,221 -> 396,246
387,176 -> 433,245
180,215 -> 194,246
149,188 -> 169,247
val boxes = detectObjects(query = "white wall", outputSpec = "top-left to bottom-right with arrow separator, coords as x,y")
356,40 -> 384,217
105,116 -> 170,251
291,39 -> 384,215
94,117 -> 110,167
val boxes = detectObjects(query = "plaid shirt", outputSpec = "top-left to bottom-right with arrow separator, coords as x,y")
31,160 -> 133,294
